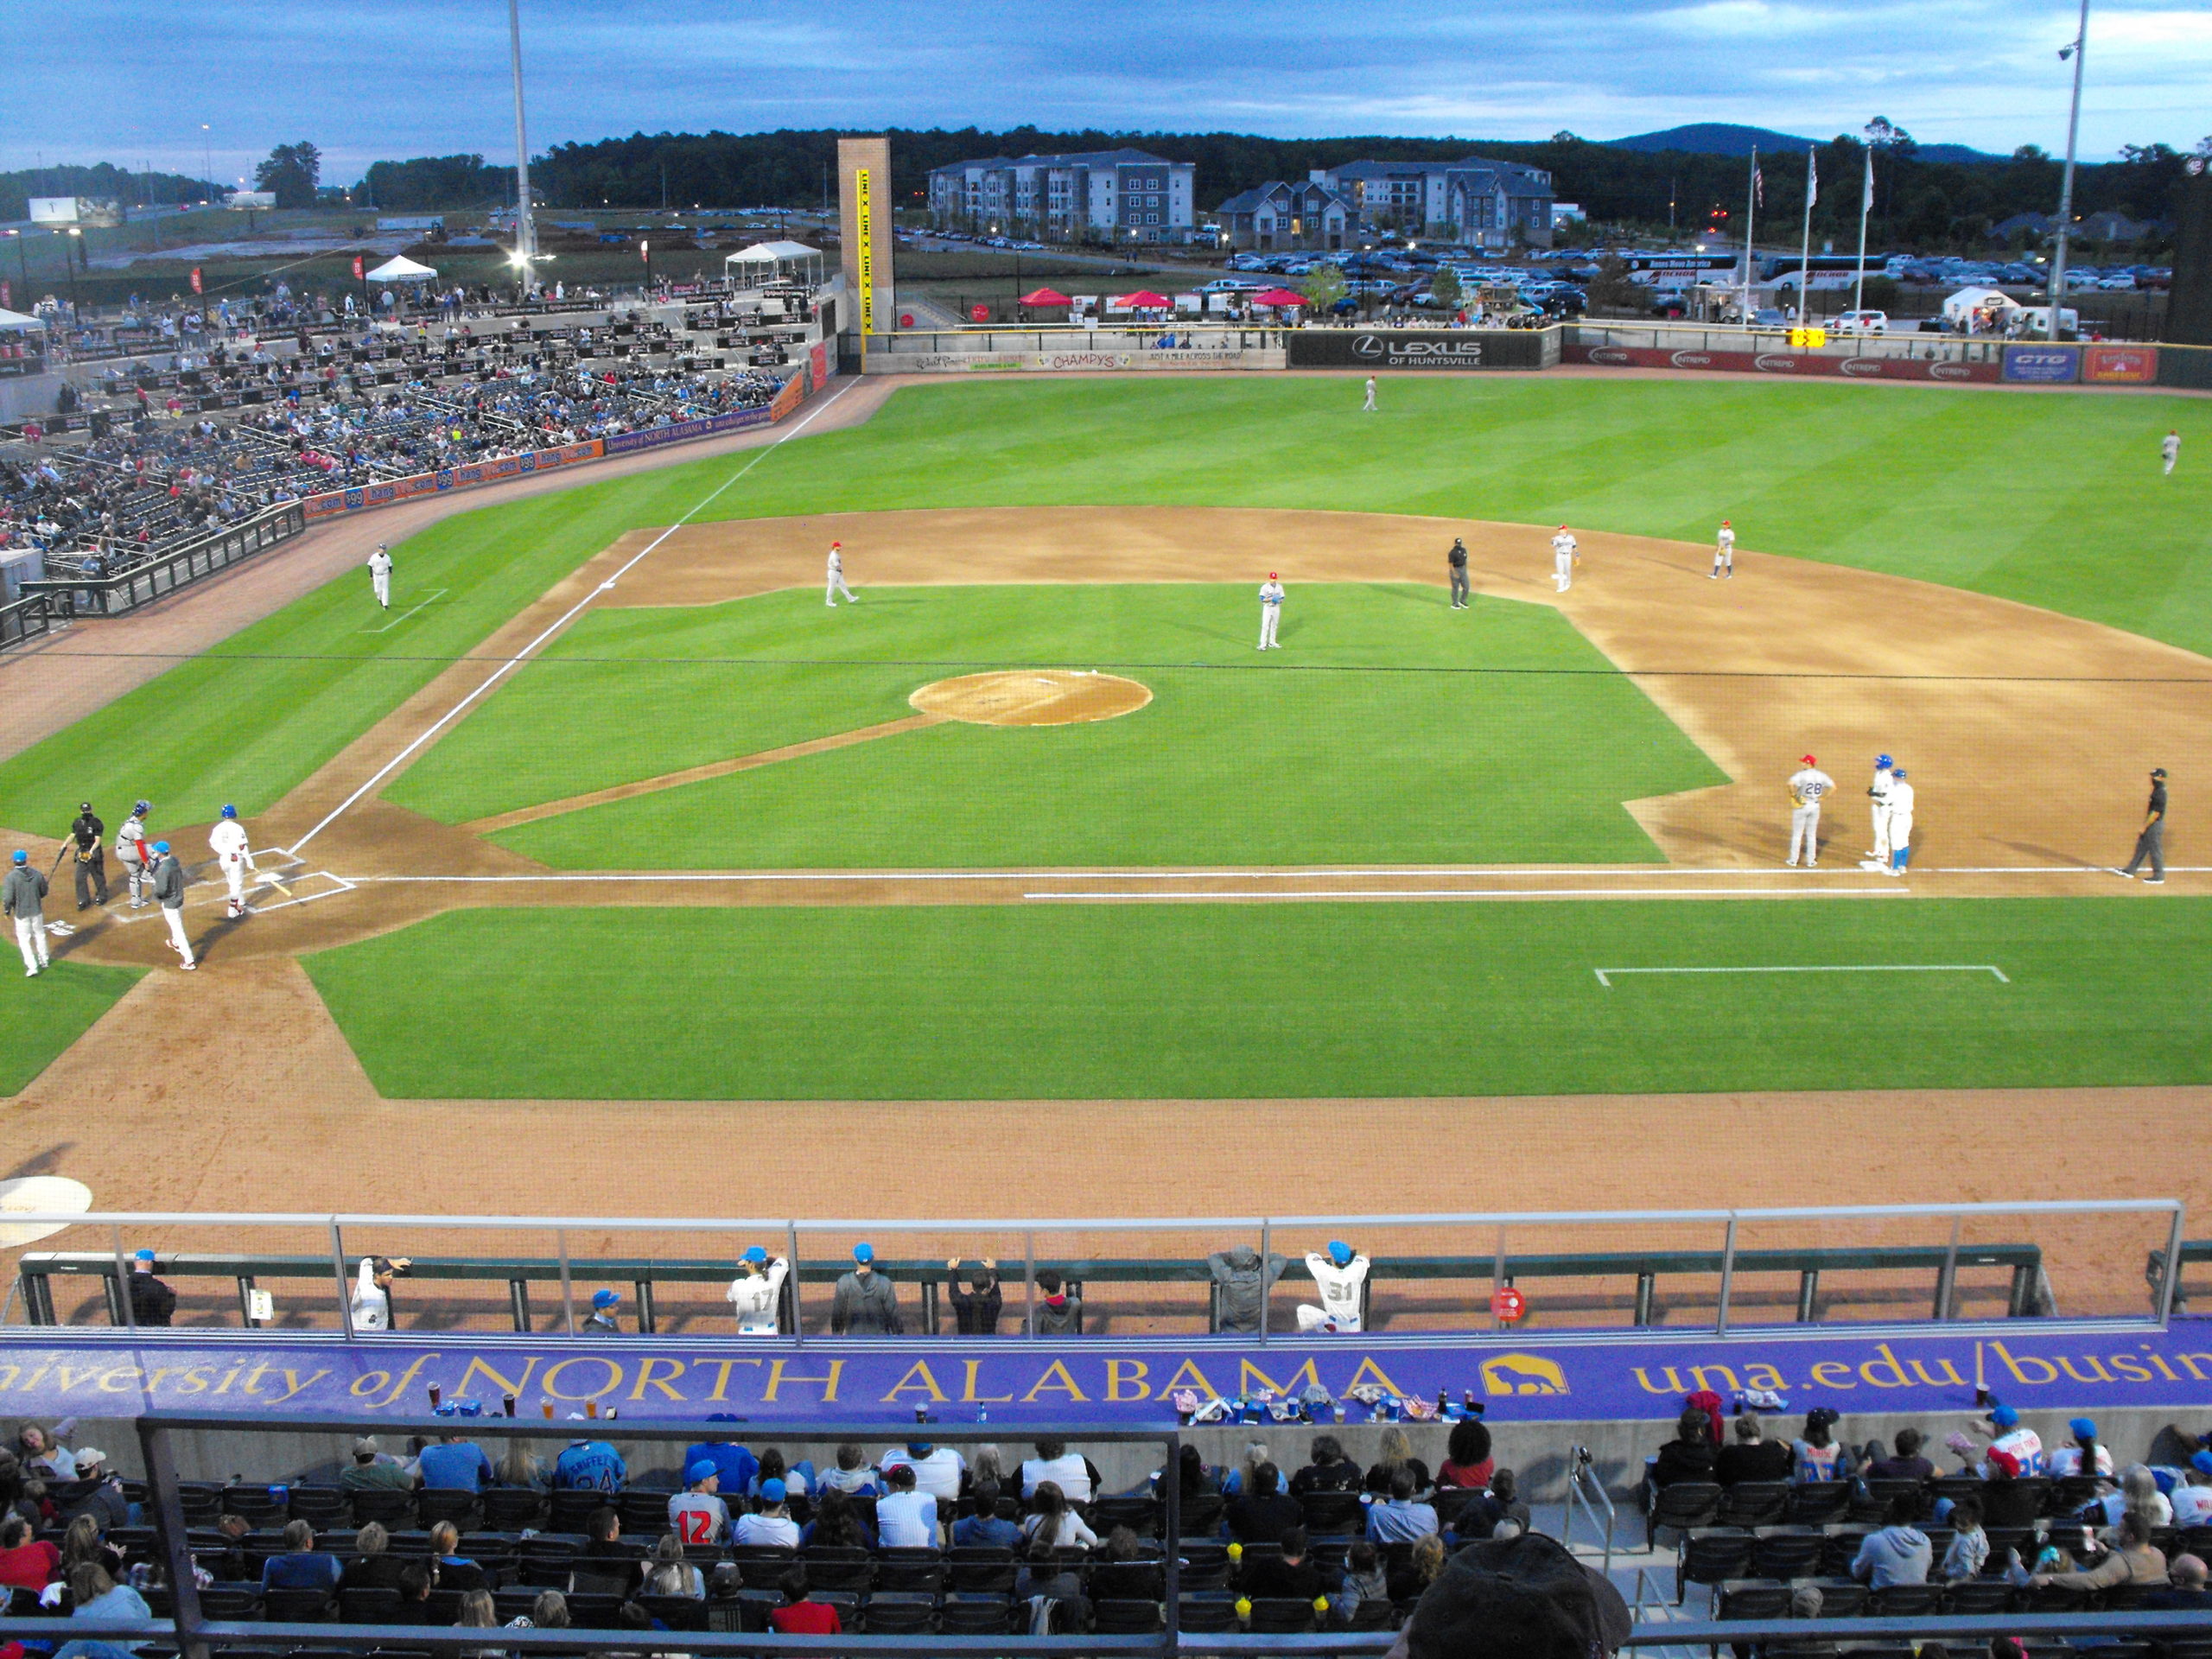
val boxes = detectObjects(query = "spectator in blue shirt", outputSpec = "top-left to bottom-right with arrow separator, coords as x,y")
554,1439 -> 627,1493
416,1435 -> 495,1493
952,1479 -> 1022,1549
261,1520 -> 343,1592
1364,1469 -> 1439,1546
683,1426 -> 758,1505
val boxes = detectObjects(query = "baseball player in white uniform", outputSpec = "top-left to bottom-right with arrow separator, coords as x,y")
1551,525 -> 1579,592
1297,1240 -> 1370,1333
114,801 -> 153,909
366,543 -> 393,608
725,1246 -> 791,1336
208,804 -> 257,919
2164,429 -> 2182,476
1257,573 -> 1285,649
1362,376 -> 1377,413
1885,768 -> 1916,875
1786,754 -> 1835,868
825,540 -> 856,607
1865,753 -> 1895,864
1710,520 -> 1735,580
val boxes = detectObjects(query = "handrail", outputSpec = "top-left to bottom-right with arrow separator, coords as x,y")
1560,1443 -> 1617,1575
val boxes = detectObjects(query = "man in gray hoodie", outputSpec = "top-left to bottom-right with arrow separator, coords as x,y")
1207,1246 -> 1290,1335
4,850 -> 52,977
150,840 -> 195,970
1850,1493 -> 1932,1588
830,1242 -> 901,1335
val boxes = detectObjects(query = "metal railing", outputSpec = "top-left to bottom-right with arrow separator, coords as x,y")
0,588 -> 68,652
13,500 -> 306,621
1560,1444 -> 1617,1574
1,1198 -> 2183,1340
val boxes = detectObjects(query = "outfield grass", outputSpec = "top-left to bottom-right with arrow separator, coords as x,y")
383,582 -> 1723,867
2,376 -> 2201,835
302,897 -> 2209,1100
0,959 -> 142,1095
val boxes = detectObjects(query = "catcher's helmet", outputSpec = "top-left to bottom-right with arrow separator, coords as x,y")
133,799 -> 150,816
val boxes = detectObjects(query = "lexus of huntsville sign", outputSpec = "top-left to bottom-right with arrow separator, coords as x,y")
1287,329 -> 1554,370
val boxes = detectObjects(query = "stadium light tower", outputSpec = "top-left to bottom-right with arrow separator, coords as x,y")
507,0 -> 538,288
2044,0 -> 2090,337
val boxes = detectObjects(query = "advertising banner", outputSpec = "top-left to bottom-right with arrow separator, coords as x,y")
1,1322 -> 2207,1424
1566,343 -> 2000,383
601,404 -> 774,458
304,440 -> 605,521
2002,344 -> 2082,384
2083,345 -> 2158,385
1287,329 -> 1554,371
881,348 -> 1272,375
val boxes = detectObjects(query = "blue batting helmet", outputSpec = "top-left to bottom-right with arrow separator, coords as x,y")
133,799 -> 150,816
1875,753 -> 1893,769
219,804 -> 238,820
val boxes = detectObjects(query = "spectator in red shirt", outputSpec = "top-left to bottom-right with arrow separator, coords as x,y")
0,1515 -> 60,1591
767,1567 -> 841,1635
1436,1421 -> 1495,1491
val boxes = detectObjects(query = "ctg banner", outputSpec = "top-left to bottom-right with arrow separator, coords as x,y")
1287,329 -> 1554,371
2002,344 -> 2082,384
3,1321 -> 2210,1424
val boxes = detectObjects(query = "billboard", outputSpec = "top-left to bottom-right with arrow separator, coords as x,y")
1564,343 -> 2000,383
1286,328 -> 1556,371
2082,345 -> 2157,385
29,197 -> 121,227
2001,344 -> 2082,384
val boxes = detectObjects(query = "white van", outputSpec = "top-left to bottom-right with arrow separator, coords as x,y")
1832,310 -> 1889,334
2009,305 -> 2081,340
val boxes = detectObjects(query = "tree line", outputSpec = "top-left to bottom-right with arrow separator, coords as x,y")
0,163 -> 220,221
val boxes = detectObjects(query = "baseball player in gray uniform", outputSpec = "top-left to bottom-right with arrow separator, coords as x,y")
5,849 -> 51,977
1786,755 -> 1836,868
114,801 -> 153,909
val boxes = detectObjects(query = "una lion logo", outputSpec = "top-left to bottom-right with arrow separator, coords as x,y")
1481,1353 -> 1568,1395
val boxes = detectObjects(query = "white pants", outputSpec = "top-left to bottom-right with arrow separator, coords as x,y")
1889,817 -> 1913,861
162,906 -> 194,967
1554,552 -> 1573,590
2166,455 -> 2177,475
1871,803 -> 1891,859
1296,1303 -> 1362,1333
14,916 -> 48,974
222,856 -> 250,911
372,572 -> 391,607
1258,604 -> 1281,648
118,852 -> 146,902
1362,388 -> 1376,411
1789,804 -> 1821,865
826,574 -> 855,605
1713,550 -> 1732,573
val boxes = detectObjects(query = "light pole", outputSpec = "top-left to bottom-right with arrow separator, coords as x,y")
201,124 -> 213,206
59,228 -> 83,315
507,0 -> 538,292
2045,0 -> 2090,338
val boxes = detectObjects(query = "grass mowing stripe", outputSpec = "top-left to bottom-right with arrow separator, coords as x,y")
0,959 -> 143,1095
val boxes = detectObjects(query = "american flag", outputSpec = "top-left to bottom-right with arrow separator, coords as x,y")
1752,162 -> 1764,207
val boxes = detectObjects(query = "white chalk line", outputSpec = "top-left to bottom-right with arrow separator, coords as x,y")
1593,963 -> 2009,988
361,588 -> 448,634
284,376 -> 861,858
1025,887 -> 1908,901
328,863 -> 2191,885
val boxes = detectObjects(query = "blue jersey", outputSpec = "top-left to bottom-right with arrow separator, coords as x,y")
684,1441 -> 758,1499
554,1440 -> 627,1492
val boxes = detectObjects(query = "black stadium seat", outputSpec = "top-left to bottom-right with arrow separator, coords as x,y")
1645,1480 -> 1722,1545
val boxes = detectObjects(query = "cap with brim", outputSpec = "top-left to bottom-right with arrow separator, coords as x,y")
687,1459 -> 717,1484
353,1437 -> 379,1457
760,1477 -> 786,1503
153,841 -> 169,855
591,1289 -> 619,1309
853,1243 -> 874,1264
1327,1241 -> 1353,1267
74,1447 -> 105,1465
2193,1450 -> 2212,1476
1989,1403 -> 2018,1428
741,1246 -> 767,1265
2069,1417 -> 2097,1440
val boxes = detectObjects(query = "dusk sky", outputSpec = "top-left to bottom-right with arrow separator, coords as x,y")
4,0 -> 2208,184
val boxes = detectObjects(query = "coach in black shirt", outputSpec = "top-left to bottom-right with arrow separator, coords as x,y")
2120,768 -> 2169,883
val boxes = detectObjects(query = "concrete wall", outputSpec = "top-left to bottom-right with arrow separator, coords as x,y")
837,137 -> 894,342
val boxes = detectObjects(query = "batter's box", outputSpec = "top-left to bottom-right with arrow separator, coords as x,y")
247,869 -> 357,912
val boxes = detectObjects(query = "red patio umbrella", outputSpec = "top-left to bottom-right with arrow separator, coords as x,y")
1112,289 -> 1172,308
1019,287 -> 1072,306
1251,288 -> 1308,308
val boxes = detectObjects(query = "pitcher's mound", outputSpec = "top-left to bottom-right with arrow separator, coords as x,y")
911,670 -> 1152,727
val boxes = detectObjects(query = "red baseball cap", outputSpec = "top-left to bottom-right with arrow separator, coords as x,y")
1268,572 -> 1278,580
1802,754 -> 1816,766
1985,1447 -> 2020,1478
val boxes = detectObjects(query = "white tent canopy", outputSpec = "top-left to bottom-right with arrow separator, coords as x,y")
0,307 -> 48,331
365,255 -> 439,283
724,240 -> 824,287
1942,286 -> 2018,324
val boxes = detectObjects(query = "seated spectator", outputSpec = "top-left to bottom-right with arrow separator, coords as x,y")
417,1433 -> 495,1493
681,1424 -> 756,1501
799,1487 -> 875,1551
948,1258 -> 1002,1335
1436,1421 -> 1495,1491
1224,1441 -> 1269,1498
1368,1468 -> 1440,1545
60,1449 -> 127,1533
19,1421 -> 81,1481
521,1588 -> 570,1630
431,1520 -> 490,1591
1862,1427 -> 1936,1484
1936,1497 -> 1988,1580
1454,1469 -> 1529,1541
952,1480 -> 1020,1549
1090,1526 -> 1157,1599
1972,1402 -> 2046,1476
1206,1246 -> 1288,1335
2139,1552 -> 2212,1610
1021,1480 -> 1096,1549
667,1462 -> 728,1547
734,1478 -> 800,1548
2028,1510 -> 2168,1592
1341,1541 -> 1388,1610
1386,1533 -> 1447,1604
0,1452 -> 40,1530
1652,1407 -> 1718,1489
750,1447 -> 810,1500
1792,1408 -> 1849,1481
342,1436 -> 416,1491
1851,1494 -> 1932,1588
1155,1445 -> 1222,1505
1033,1269 -> 1082,1336
494,1442 -> 546,1491
0,1514 -> 59,1591
341,1522 -> 410,1592
1979,1447 -> 2044,1530
60,1516 -> 122,1585
1290,1434 -> 1365,1497
1715,1411 -> 1793,1486
1014,1534 -> 1086,1608
2171,1453 -> 2212,1529
815,1443 -> 879,1497
876,1463 -> 940,1549
56,1560 -> 153,1657
2091,1465 -> 2173,1533
552,1436 -> 626,1493
768,1567 -> 841,1634
2047,1417 -> 2114,1480
644,1533 -> 702,1599
398,1563 -> 435,1617
883,1440 -> 964,1504
1365,1427 -> 1432,1497
452,1586 -> 502,1657
1019,1439 -> 1096,1504
1241,1522 -> 1341,1599
261,1520 -> 342,1594
579,1507 -> 631,1560
969,1444 -> 1008,1490
1227,1462 -> 1302,1545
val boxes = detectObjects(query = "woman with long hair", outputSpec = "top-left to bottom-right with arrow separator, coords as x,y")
1364,1427 -> 1430,1495
645,1532 -> 703,1599
1020,1480 -> 1098,1549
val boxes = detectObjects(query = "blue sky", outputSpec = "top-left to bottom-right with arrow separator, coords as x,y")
5,0 -> 2208,185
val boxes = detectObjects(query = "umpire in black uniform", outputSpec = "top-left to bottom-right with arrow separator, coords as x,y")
2119,768 -> 2168,884
67,802 -> 108,909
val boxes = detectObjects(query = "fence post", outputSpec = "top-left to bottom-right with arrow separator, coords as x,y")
1162,1427 -> 1183,1654
136,1416 -> 208,1659
111,1225 -> 136,1331
1024,1230 -> 1038,1338
1715,1216 -> 1739,1337
1936,1215 -> 1962,1321
1258,1220 -> 1271,1343
557,1229 -> 576,1338
330,1219 -> 354,1340
2158,1204 -> 2187,1327
786,1223 -> 803,1343
1491,1225 -> 1508,1332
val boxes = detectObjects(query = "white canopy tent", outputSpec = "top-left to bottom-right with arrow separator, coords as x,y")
364,255 -> 440,283
1942,286 -> 2019,328
0,307 -> 48,332
723,240 -> 824,289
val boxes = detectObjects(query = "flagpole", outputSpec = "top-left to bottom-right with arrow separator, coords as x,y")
1742,146 -> 1758,322
1853,148 -> 1874,314
1797,148 -> 1816,326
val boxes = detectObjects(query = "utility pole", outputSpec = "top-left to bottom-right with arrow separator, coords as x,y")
2045,0 -> 2090,337
507,0 -> 538,290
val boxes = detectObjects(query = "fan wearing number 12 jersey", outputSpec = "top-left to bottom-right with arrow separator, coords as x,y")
668,1462 -> 730,1545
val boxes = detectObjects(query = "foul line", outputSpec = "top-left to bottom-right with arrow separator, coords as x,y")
361,588 -> 448,634
284,376 -> 861,858
1593,963 -> 2008,988
1026,887 -> 1908,901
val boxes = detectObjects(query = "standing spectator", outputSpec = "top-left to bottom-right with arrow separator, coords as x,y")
734,1478 -> 799,1548
1227,1463 -> 1303,1544
2117,768 -> 2169,883
1020,1482 -> 1096,1550
1716,1412 -> 1794,1486
1436,1421 -> 1494,1491
680,1424 -> 756,1502
1033,1270 -> 1082,1336
342,1437 -> 416,1491
875,1464 -> 938,1548
1019,1440 -> 1096,1503
947,1258 -> 1002,1334
1653,1408 -> 1719,1489
552,1438 -> 626,1494
124,1252 -> 175,1326
667,1463 -> 728,1546
883,1440 -> 964,1504
768,1567 -> 841,1634
830,1243 -> 901,1334
1206,1246 -> 1288,1334
1366,1468 -> 1440,1545
1291,1435 -> 1365,1496
1851,1494 -> 1933,1587
417,1434 -> 495,1493
1793,1408 -> 1850,1481
1364,1427 -> 1431,1496
724,1248 -> 788,1336
953,1482 -> 1020,1548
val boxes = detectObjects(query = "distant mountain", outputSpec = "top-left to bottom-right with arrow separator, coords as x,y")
1914,143 -> 2004,164
1605,123 -> 2001,164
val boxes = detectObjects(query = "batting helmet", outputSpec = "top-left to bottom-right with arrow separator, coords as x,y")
1876,753 -> 1893,769
219,804 -> 238,820
133,800 -> 150,816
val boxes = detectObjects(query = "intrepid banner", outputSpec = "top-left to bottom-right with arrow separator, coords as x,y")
1566,342 -> 2001,383
1287,328 -> 1555,371
304,441 -> 604,521
2,1322 -> 2208,1424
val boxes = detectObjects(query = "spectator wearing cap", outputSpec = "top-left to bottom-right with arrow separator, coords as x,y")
1298,1239 -> 1370,1332
680,1424 -> 758,1503
875,1463 -> 939,1548
2048,1417 -> 2115,1480
582,1288 -> 622,1335
1971,1402 -> 2047,1476
1652,1407 -> 1719,1489
1715,1412 -> 1794,1486
2171,1453 -> 2212,1528
947,1257 -> 1003,1335
552,1437 -> 626,1494
1793,1408 -> 1851,1481
416,1433 -> 495,1494
667,1462 -> 728,1546
725,1246 -> 788,1336
830,1243 -> 901,1335
1850,1493 -> 1933,1587
125,1250 -> 175,1326
1033,1269 -> 1082,1336
734,1478 -> 799,1548
66,1447 -> 130,1532
342,1437 -> 416,1491
882,1440 -> 964,1504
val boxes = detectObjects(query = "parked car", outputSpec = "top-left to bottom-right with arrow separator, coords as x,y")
1832,309 -> 1890,334
1749,308 -> 1789,328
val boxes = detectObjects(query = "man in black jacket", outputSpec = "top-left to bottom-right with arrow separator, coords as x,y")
947,1258 -> 1002,1335
67,804 -> 107,910
1240,1524 -> 1342,1599
126,1250 -> 176,1326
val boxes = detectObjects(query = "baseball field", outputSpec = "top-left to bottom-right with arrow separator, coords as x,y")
1,371 -> 2207,1224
